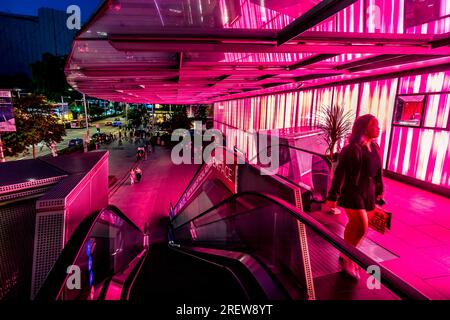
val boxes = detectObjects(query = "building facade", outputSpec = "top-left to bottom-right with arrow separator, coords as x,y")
0,8 -> 77,77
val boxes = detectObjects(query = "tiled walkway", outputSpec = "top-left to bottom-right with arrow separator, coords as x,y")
106,141 -> 198,243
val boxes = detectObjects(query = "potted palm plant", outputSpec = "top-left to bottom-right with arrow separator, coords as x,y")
317,104 -> 353,163
316,105 -> 353,214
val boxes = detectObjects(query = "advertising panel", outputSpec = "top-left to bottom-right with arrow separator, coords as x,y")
0,90 -> 15,132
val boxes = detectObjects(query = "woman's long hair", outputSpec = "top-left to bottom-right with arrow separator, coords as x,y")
349,114 -> 376,145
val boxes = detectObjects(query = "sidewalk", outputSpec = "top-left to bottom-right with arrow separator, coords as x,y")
312,177 -> 450,299
106,139 -> 199,243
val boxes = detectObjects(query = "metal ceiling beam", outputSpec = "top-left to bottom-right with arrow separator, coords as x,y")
256,74 -> 276,81
107,31 -> 434,46
101,29 -> 277,42
277,0 -> 359,46
106,29 -> 438,46
287,54 -> 338,70
73,68 -> 342,78
177,52 -> 183,82
212,60 -> 450,104
108,40 -> 450,55
303,61 -> 450,91
293,73 -> 342,82
431,32 -> 450,49
346,55 -> 445,73
335,54 -> 403,70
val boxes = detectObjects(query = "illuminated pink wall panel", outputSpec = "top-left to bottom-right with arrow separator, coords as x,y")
406,0 -> 450,34
316,0 -> 448,35
219,0 -> 295,30
424,94 -> 450,128
387,73 -> 450,188
359,79 -> 399,167
313,0 -> 404,33
215,73 -> 450,190
368,0 -> 404,33
333,84 -> 360,115
406,16 -> 450,34
388,128 -> 450,187
296,91 -> 314,127
311,88 -> 334,127
399,72 -> 450,94
213,0 -> 450,189
336,0 -> 364,32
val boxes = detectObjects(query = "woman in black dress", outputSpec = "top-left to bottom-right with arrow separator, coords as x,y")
325,114 -> 384,280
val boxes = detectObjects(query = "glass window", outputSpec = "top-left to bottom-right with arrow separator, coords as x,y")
404,0 -> 441,28
393,95 -> 426,127
423,94 -> 450,129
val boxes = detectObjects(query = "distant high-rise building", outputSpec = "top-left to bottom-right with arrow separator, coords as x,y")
0,8 -> 77,77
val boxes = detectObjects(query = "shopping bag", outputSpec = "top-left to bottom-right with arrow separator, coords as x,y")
368,206 -> 392,234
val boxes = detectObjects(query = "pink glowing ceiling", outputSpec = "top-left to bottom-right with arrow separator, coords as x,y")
65,0 -> 450,104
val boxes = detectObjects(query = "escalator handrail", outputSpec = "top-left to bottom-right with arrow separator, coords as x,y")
172,144 -> 331,220
172,162 -> 206,216
172,191 -> 428,300
250,143 -> 332,170
250,144 -> 333,203
34,205 -> 143,301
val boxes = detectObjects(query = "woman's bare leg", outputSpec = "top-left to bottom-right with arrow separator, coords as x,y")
340,208 -> 369,279
344,208 -> 368,247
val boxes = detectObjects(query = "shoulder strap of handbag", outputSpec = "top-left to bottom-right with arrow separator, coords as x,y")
353,143 -> 363,187
355,142 -> 381,186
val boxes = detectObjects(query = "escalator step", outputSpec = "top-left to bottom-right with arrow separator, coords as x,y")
129,245 -> 248,302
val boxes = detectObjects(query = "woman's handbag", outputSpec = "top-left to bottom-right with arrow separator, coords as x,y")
368,206 -> 392,234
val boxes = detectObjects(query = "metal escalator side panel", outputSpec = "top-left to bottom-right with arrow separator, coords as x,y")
294,189 -> 316,300
172,147 -> 241,219
100,249 -> 148,300
171,191 -> 428,300
34,205 -> 143,301
175,245 -> 289,300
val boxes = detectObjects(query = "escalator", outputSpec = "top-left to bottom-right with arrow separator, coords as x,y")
128,244 -> 268,301
34,204 -> 278,301
35,194 -> 427,301
34,147 -> 428,301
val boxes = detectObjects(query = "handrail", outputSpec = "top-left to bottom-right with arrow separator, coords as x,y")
250,144 -> 332,203
34,205 -> 143,301
250,143 -> 332,170
172,162 -> 205,216
172,191 -> 428,300
172,144 -> 331,220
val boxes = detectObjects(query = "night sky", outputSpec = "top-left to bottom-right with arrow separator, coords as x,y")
0,0 -> 103,22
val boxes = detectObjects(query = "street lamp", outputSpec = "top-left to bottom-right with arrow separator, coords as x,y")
83,94 -> 90,152
73,96 -> 91,152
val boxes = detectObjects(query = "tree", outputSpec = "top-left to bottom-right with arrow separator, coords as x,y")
193,105 -> 208,122
30,53 -> 81,103
69,103 -> 82,119
2,95 -> 66,158
88,103 -> 105,118
0,72 -> 32,92
170,106 -> 191,131
127,106 -> 146,127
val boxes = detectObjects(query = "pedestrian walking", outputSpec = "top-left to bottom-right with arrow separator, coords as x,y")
130,169 -> 136,185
